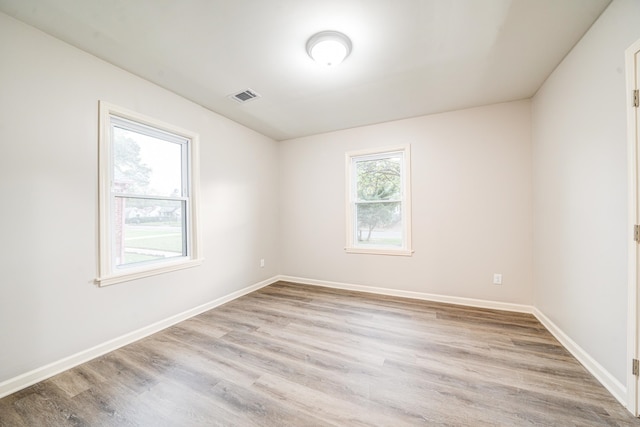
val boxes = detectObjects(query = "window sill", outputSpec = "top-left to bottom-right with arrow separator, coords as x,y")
344,247 -> 414,256
96,258 -> 203,287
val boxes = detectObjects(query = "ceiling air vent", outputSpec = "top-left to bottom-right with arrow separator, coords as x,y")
228,89 -> 261,104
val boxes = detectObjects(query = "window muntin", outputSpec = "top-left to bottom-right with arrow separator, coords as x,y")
346,146 -> 412,256
97,102 -> 201,286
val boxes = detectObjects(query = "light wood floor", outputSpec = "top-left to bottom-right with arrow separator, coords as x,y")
1,281 -> 639,426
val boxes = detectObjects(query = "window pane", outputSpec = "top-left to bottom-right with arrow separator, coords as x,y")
113,126 -> 183,197
355,156 -> 401,202
113,197 -> 186,267
355,202 -> 402,247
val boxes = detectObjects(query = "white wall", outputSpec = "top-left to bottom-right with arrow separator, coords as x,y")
0,13 -> 280,384
280,100 -> 533,305
532,0 -> 640,385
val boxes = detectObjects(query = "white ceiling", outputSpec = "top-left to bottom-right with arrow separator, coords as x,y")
0,0 -> 612,141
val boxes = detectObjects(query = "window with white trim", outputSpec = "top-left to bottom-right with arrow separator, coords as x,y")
346,145 -> 412,256
97,102 -> 201,286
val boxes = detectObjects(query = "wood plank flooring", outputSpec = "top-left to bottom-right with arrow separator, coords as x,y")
1,281 -> 639,426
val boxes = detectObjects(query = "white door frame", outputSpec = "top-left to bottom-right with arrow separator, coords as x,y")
626,36 -> 640,416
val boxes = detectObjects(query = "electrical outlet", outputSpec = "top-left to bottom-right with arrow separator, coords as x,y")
493,273 -> 502,285
260,259 -> 265,268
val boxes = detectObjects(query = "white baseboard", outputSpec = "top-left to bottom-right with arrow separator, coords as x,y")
1,274 -> 628,413
532,308 -> 626,406
0,275 -> 279,399
278,275 -> 628,408
277,275 -> 533,313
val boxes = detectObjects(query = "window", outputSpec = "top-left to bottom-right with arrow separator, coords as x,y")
346,145 -> 412,256
97,102 -> 201,286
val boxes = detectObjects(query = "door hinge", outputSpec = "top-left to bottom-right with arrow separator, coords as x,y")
634,225 -> 640,243
633,359 -> 639,376
634,89 -> 639,108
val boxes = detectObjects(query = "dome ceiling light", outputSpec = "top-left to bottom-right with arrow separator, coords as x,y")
306,31 -> 352,66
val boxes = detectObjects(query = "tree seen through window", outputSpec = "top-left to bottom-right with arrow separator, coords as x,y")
355,156 -> 402,247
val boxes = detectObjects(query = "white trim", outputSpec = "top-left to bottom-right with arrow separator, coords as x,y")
345,144 -> 413,256
344,248 -> 414,256
95,258 -> 204,287
277,275 -> 533,313
534,308 -> 627,407
97,101 -> 202,287
0,275 -> 280,399
626,36 -> 640,416
345,145 -> 409,159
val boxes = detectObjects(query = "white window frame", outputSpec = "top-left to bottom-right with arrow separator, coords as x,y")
345,145 -> 413,256
96,101 -> 202,286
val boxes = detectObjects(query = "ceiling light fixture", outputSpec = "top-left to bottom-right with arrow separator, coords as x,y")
306,31 -> 352,66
